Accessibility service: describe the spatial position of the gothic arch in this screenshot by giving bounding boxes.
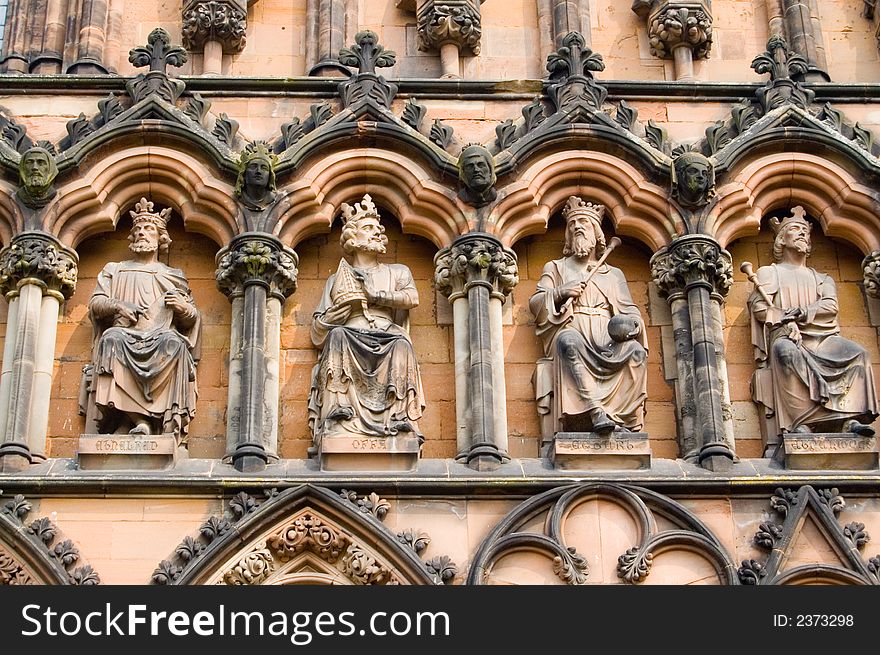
[712,152,880,255]
[276,148,464,250]
[0,494,99,585]
[167,485,438,586]
[46,146,238,249]
[468,483,738,586]
[489,150,675,251]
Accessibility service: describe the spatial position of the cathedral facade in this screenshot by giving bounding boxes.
[2,0,880,587]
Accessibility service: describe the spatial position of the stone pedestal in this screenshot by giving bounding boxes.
[319,435,421,472]
[549,432,652,470]
[77,434,177,471]
[780,433,879,471]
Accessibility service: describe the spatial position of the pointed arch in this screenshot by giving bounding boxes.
[713,152,880,254]
[489,150,675,251]
[276,148,464,250]
[46,146,239,249]
[468,482,738,586]
[174,485,436,586]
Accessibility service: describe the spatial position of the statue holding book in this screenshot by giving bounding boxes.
[307,194,425,454]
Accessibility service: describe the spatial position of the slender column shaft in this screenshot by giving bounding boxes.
[27,293,60,459]
[225,295,244,458]
[235,282,269,471]
[488,295,508,455]
[672,44,694,81]
[669,295,697,458]
[465,282,497,466]
[451,294,470,455]
[203,39,223,75]
[0,297,21,441]
[5,282,42,446]
[439,41,460,78]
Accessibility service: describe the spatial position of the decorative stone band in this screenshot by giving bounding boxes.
[434,233,519,301]
[417,0,483,55]
[182,0,248,54]
[0,232,78,301]
[650,234,733,300]
[863,250,880,299]
[646,4,712,60]
[215,233,299,301]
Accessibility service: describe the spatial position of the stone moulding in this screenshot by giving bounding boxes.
[153,485,454,586]
[738,486,880,585]
[0,493,100,585]
[467,482,738,585]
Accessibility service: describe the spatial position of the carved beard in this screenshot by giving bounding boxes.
[569,232,596,258]
[355,236,386,255]
[130,240,159,254]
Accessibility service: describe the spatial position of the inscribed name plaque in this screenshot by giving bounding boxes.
[550,432,651,470]
[77,434,177,471]
[319,435,420,472]
[781,433,879,470]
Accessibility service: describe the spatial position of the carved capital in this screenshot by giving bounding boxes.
[417,0,483,55]
[650,235,732,299]
[215,233,298,301]
[434,233,519,300]
[863,250,880,299]
[182,0,248,54]
[639,2,712,60]
[0,232,78,300]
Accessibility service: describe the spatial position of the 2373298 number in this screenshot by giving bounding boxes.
[795,615,854,627]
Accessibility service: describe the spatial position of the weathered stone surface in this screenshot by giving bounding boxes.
[77,434,177,470]
[780,433,879,470]
[550,431,652,470]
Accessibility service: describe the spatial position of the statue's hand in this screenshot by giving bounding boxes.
[115,301,141,327]
[322,303,351,326]
[781,307,805,324]
[554,280,584,305]
[164,289,190,315]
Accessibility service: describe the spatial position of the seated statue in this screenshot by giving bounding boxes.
[84,198,201,443]
[308,194,425,453]
[746,207,878,451]
[529,196,648,448]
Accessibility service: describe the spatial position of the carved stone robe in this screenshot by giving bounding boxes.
[308,261,425,446]
[530,258,648,442]
[748,262,878,436]
[89,261,201,442]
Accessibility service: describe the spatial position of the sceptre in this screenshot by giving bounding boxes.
[740,261,801,341]
[560,236,622,311]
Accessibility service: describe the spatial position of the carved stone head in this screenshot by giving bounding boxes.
[17,146,58,209]
[339,193,388,255]
[562,196,606,259]
[770,206,812,261]
[128,197,172,255]
[458,144,497,206]
[235,141,278,210]
[671,151,715,209]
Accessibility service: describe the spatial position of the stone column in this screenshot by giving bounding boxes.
[650,234,735,471]
[435,233,518,470]
[768,0,829,82]
[632,0,712,81]
[306,0,354,76]
[416,0,483,79]
[216,233,297,472]
[0,232,77,472]
[182,0,248,75]
[537,0,592,61]
[0,0,31,72]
